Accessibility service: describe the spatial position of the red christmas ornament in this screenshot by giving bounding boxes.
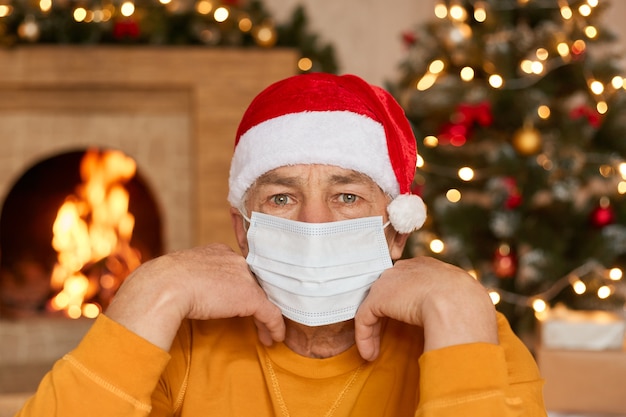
[590,204,615,227]
[502,177,522,209]
[438,101,492,146]
[113,19,141,40]
[493,244,516,278]
[570,105,602,128]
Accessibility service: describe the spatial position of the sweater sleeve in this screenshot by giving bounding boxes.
[14,314,172,417]
[416,313,547,417]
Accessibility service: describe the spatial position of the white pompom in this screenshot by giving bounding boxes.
[387,194,427,234]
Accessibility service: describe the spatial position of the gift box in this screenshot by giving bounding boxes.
[537,347,626,415]
[539,307,625,350]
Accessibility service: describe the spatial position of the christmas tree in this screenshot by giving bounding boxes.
[389,0,626,333]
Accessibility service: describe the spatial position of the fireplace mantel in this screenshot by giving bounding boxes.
[0,46,297,252]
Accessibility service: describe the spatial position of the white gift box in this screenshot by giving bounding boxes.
[539,306,625,351]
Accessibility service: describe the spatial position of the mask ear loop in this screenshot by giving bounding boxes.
[239,210,252,232]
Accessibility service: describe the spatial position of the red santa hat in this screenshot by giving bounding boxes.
[228,72,426,233]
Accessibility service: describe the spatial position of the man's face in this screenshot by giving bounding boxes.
[231,164,408,259]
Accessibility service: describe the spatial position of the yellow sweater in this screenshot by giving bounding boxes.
[17,313,546,417]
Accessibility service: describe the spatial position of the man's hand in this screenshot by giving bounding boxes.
[105,244,285,351]
[354,256,498,361]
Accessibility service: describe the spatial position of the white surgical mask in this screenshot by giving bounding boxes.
[244,211,393,326]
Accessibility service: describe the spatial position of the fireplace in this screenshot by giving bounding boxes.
[0,46,296,409]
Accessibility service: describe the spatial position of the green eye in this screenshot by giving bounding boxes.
[340,193,358,204]
[272,194,290,205]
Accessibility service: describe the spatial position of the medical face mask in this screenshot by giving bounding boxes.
[244,211,393,327]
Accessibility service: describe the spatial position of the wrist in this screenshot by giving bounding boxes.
[421,278,498,352]
[105,263,187,351]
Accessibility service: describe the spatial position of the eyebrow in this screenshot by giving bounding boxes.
[254,169,374,188]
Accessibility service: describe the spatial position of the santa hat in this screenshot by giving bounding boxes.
[228,72,426,233]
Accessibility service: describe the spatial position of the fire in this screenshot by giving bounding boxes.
[49,149,141,319]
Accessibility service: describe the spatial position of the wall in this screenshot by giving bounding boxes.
[263,0,626,87]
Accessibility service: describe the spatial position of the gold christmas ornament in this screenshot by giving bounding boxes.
[512,124,542,155]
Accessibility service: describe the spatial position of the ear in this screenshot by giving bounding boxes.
[230,207,249,255]
[388,230,410,261]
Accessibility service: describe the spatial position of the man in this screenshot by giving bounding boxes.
[17,73,546,416]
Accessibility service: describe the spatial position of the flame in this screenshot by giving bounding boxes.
[49,149,141,318]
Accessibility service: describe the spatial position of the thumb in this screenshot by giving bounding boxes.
[354,305,382,361]
[253,301,285,346]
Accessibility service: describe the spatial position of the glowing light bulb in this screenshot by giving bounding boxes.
[532,298,547,313]
[446,189,461,203]
[536,48,549,60]
[416,154,425,168]
[611,76,624,89]
[73,7,87,21]
[429,59,445,74]
[520,60,533,74]
[40,0,51,12]
[537,105,550,119]
[597,101,608,114]
[416,73,438,91]
[449,5,467,21]
[298,57,313,72]
[579,4,592,16]
[474,2,486,22]
[560,5,573,19]
[458,167,475,181]
[585,26,598,38]
[434,2,448,18]
[430,239,445,254]
[590,80,604,95]
[531,61,544,74]
[460,66,474,81]
[609,268,623,281]
[572,280,587,294]
[214,6,229,22]
[120,1,134,17]
[238,17,252,32]
[423,136,439,147]
[597,285,612,299]
[196,0,213,14]
[557,42,570,57]
[488,74,503,88]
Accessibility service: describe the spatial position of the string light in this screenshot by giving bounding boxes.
[120,1,135,17]
[434,2,448,19]
[214,6,229,22]
[488,74,504,88]
[474,2,487,22]
[429,239,445,254]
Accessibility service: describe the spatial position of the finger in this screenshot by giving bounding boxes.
[252,302,285,344]
[354,305,382,361]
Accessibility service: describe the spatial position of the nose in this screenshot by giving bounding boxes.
[296,198,335,224]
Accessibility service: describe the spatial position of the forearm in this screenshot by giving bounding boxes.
[417,314,547,417]
[15,315,171,417]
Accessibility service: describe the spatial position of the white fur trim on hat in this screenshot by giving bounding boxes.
[228,110,400,209]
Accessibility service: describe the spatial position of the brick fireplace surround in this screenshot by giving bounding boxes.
[0,47,296,414]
